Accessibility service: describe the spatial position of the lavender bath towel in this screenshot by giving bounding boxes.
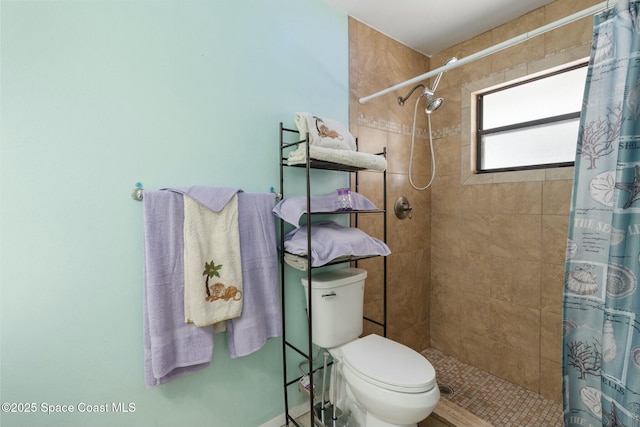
[143,190,214,388]
[284,220,390,267]
[272,191,378,228]
[227,192,281,358]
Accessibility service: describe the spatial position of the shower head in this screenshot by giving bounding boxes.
[430,56,458,93]
[399,85,444,114]
[425,95,443,114]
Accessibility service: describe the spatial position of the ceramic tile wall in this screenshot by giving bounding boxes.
[349,17,432,352]
[349,0,602,404]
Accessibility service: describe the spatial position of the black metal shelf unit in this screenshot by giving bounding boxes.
[278,122,388,426]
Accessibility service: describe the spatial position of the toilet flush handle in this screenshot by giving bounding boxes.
[322,292,337,298]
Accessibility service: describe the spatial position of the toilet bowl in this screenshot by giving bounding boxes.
[331,334,439,427]
[301,268,440,426]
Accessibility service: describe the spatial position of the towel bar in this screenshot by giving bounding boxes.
[131,183,144,201]
[131,183,281,202]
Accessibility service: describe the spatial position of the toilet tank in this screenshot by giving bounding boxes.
[301,268,367,349]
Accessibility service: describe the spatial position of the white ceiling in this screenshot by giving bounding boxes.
[323,0,556,57]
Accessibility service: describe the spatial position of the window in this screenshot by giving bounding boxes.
[476,62,588,173]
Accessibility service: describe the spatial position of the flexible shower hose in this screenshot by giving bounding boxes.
[408,93,437,191]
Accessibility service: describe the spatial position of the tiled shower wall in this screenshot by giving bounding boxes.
[348,18,433,352]
[349,0,602,404]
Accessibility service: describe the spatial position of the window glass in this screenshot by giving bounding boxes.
[480,118,580,170]
[482,66,587,129]
[477,62,587,173]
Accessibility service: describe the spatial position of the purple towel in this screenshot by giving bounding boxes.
[272,191,378,228]
[142,190,214,388]
[168,186,240,212]
[227,192,282,358]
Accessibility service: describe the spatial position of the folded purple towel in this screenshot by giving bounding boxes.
[142,190,214,387]
[272,191,378,228]
[284,220,390,267]
[227,193,282,358]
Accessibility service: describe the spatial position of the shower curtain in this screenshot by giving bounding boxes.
[563,1,640,426]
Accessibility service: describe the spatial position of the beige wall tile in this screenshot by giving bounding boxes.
[355,126,387,156]
[541,310,562,361]
[432,176,461,215]
[543,179,573,215]
[460,183,492,213]
[431,287,463,327]
[543,0,600,55]
[460,293,491,336]
[387,38,424,83]
[490,299,541,352]
[494,39,545,73]
[417,249,431,314]
[355,170,385,210]
[392,320,430,352]
[541,262,565,315]
[459,252,492,297]
[388,252,426,333]
[546,165,575,181]
[490,341,540,392]
[540,359,562,404]
[431,318,461,359]
[458,332,492,372]
[431,248,461,290]
[356,214,384,242]
[491,257,542,308]
[386,132,411,175]
[434,135,461,177]
[363,300,383,327]
[459,213,492,255]
[491,182,542,215]
[544,0,602,23]
[492,168,546,183]
[490,214,542,261]
[356,21,388,77]
[432,213,462,254]
[542,215,570,265]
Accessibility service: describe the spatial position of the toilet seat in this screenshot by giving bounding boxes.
[340,334,436,393]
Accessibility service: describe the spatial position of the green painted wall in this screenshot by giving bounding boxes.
[0,1,348,426]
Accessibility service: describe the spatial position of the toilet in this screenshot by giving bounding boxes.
[301,268,439,427]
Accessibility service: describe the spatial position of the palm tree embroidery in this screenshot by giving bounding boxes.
[202,260,223,300]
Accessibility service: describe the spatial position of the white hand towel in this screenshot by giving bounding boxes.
[183,194,243,327]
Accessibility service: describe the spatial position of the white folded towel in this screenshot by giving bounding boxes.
[183,194,243,327]
[287,144,387,171]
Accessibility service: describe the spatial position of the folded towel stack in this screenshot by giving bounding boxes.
[293,112,357,151]
[287,112,387,171]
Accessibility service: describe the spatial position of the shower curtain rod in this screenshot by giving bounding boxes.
[358,1,611,104]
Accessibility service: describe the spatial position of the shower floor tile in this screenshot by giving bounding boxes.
[421,347,563,427]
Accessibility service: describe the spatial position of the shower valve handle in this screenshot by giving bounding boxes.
[394,197,413,219]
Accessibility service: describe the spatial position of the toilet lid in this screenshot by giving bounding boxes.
[341,334,436,393]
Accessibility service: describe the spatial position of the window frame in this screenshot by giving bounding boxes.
[475,62,588,174]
